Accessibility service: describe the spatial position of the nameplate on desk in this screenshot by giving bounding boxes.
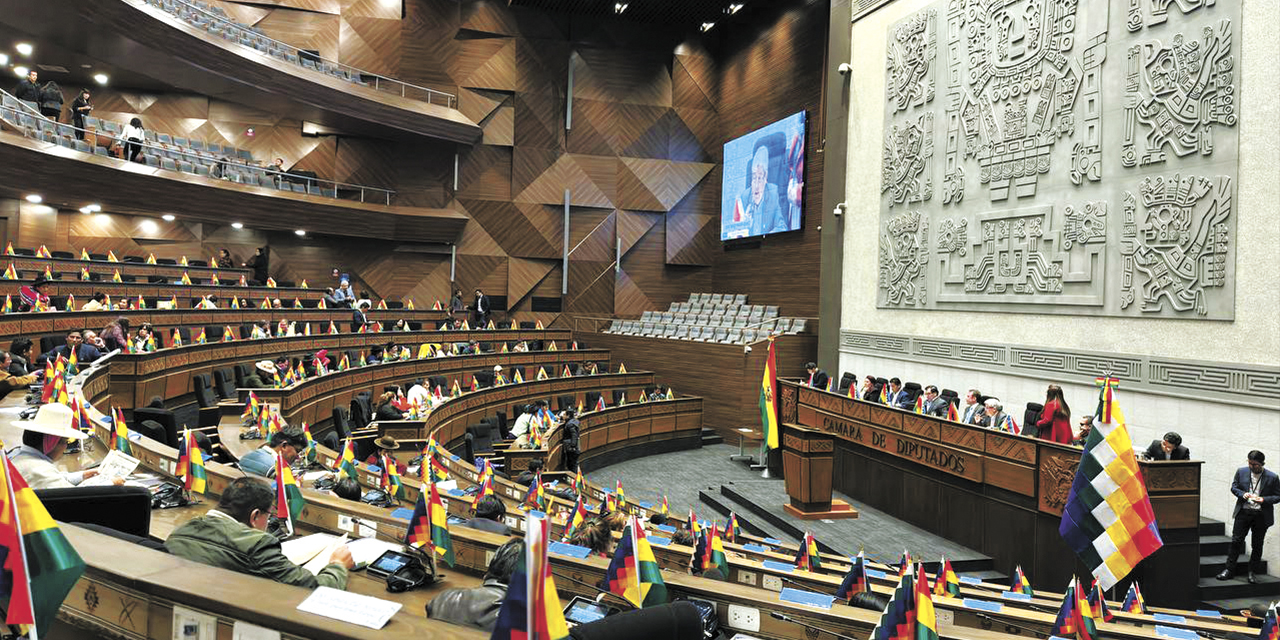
[961,599,1002,613]
[959,576,983,585]
[367,465,382,474]
[389,508,414,521]
[637,501,653,509]
[761,560,795,573]
[743,544,770,553]
[1001,591,1032,602]
[656,524,677,534]
[763,538,782,545]
[778,588,834,610]
[1153,614,1187,624]
[649,535,672,546]
[296,586,401,630]
[1154,626,1201,640]
[446,488,467,498]
[1193,610,1223,618]
[866,568,888,580]
[548,542,592,559]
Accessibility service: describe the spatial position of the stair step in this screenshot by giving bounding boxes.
[1200,555,1269,578]
[956,569,1008,582]
[1198,574,1280,600]
[1199,534,1233,556]
[697,490,792,544]
[1201,596,1277,613]
[699,428,724,446]
[1199,517,1226,537]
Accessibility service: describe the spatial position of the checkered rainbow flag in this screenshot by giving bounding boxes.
[1058,376,1163,589]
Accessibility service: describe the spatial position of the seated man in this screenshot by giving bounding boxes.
[803,362,828,389]
[426,539,523,631]
[238,428,306,478]
[1145,432,1190,460]
[459,495,512,535]
[920,385,947,417]
[515,458,544,487]
[1072,416,1094,446]
[972,398,1008,429]
[0,351,41,399]
[509,404,537,441]
[38,330,102,366]
[81,292,108,311]
[885,377,910,409]
[168,477,353,589]
[961,389,983,425]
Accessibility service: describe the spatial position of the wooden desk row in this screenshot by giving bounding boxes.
[1,277,323,301]
[777,380,1204,608]
[79,328,573,410]
[2,252,251,279]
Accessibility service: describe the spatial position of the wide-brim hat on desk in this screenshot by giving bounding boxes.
[255,360,277,375]
[12,402,88,440]
[374,435,399,450]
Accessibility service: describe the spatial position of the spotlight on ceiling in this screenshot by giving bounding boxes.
[294,229,306,237]
[140,220,158,233]
[232,222,244,229]
[87,204,101,212]
[15,43,33,57]
[13,66,29,78]
[23,194,42,204]
[79,206,92,214]
[0,54,8,67]
[614,2,628,13]
[726,3,744,14]
[162,214,176,221]
[700,22,716,32]
[93,73,109,85]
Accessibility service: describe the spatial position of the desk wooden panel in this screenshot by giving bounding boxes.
[583,330,816,438]
[780,379,1203,608]
[1,278,324,302]
[2,253,249,280]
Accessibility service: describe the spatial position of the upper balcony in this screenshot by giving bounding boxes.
[0,0,482,144]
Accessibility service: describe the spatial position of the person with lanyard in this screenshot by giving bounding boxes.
[8,403,123,489]
[1218,450,1280,583]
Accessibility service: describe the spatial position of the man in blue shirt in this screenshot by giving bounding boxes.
[238,428,306,478]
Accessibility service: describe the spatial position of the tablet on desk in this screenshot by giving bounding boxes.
[366,550,416,580]
[562,596,614,625]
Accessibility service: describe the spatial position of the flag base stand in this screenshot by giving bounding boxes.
[783,500,858,521]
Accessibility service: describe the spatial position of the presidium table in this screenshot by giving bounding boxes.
[774,379,1203,608]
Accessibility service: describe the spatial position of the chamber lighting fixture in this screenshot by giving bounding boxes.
[295,229,306,236]
[15,43,33,57]
[162,214,176,221]
[93,73,109,85]
[614,2,627,13]
[24,194,41,203]
[726,3,744,14]
[232,222,244,229]
[701,22,715,32]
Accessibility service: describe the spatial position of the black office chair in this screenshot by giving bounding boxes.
[192,374,218,409]
[475,371,494,388]
[940,388,959,401]
[38,333,66,357]
[838,372,856,393]
[1023,402,1044,437]
[349,399,370,430]
[584,391,602,409]
[37,486,153,538]
[429,375,448,392]
[558,395,575,412]
[466,423,495,457]
[212,368,236,399]
[204,326,225,342]
[903,381,923,403]
[519,321,536,329]
[50,250,74,259]
[233,363,253,388]
[569,602,704,640]
[493,411,508,434]
[331,407,352,440]
[133,410,179,448]
[611,389,626,405]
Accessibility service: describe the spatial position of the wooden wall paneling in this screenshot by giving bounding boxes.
[457,199,558,259]
[566,99,619,157]
[339,16,402,77]
[389,140,455,208]
[512,90,564,151]
[507,257,557,308]
[515,154,611,208]
[619,218,713,315]
[398,0,462,92]
[455,144,513,201]
[664,167,720,266]
[481,102,515,146]
[457,88,508,125]
[252,9,341,60]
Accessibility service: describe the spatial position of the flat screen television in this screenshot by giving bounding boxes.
[720,110,806,241]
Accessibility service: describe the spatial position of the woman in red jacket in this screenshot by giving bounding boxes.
[1037,384,1074,444]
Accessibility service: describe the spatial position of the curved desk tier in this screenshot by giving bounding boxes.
[778,380,1203,608]
[68,363,1243,640]
[0,253,249,280]
[78,329,576,415]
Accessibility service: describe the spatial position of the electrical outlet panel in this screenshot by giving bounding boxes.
[937,609,954,626]
[737,570,757,586]
[761,575,783,592]
[727,604,760,632]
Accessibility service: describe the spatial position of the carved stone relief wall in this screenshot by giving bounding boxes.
[876,0,1238,319]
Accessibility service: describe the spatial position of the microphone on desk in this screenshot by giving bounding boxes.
[768,611,859,640]
[349,516,442,591]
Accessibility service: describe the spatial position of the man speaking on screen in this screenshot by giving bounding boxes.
[735,146,785,237]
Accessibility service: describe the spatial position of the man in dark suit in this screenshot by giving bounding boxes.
[1218,451,1280,582]
[921,385,947,417]
[37,330,102,366]
[803,362,829,389]
[461,495,511,536]
[1144,432,1190,461]
[350,301,370,332]
[885,377,911,409]
[473,289,490,327]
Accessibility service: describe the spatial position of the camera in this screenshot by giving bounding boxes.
[837,62,853,76]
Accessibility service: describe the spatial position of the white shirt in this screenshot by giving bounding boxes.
[511,413,536,438]
[121,124,144,140]
[7,445,87,490]
[407,384,430,408]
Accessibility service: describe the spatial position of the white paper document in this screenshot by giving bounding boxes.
[80,449,140,486]
[296,586,402,630]
[301,534,348,575]
[280,533,337,566]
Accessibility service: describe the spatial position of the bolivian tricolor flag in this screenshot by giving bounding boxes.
[111,407,132,455]
[107,250,118,262]
[0,457,86,638]
[80,248,90,260]
[3,242,12,255]
[36,245,51,259]
[2,263,17,280]
[406,479,454,567]
[604,516,668,608]
[175,428,208,494]
[491,513,570,640]
[180,271,192,285]
[759,337,779,449]
[914,564,940,640]
[79,267,90,281]
[338,438,359,481]
[274,453,305,532]
[146,253,156,264]
[934,556,961,597]
[564,495,589,540]
[536,367,548,381]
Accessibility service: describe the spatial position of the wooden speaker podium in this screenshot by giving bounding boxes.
[781,423,858,520]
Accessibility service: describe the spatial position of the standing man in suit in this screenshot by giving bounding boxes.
[1218,451,1280,582]
[473,289,490,327]
[885,377,910,409]
[350,301,370,332]
[803,362,828,389]
[921,385,947,417]
[1144,432,1190,461]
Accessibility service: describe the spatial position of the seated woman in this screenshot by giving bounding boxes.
[8,338,34,375]
[373,391,404,422]
[7,403,122,488]
[566,518,612,558]
[426,539,524,631]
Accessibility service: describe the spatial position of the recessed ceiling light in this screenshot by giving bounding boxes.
[726,3,744,14]
[0,54,8,67]
[79,206,92,214]
[15,43,33,57]
[162,214,175,221]
[87,203,101,212]
[13,66,29,78]
[701,22,716,32]
[24,194,41,203]
[93,73,109,85]
[614,2,628,13]
[294,229,306,236]
[95,213,110,224]
[232,222,244,229]
[245,127,255,136]
[140,220,158,233]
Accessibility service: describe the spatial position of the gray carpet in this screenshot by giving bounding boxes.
[588,443,986,564]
